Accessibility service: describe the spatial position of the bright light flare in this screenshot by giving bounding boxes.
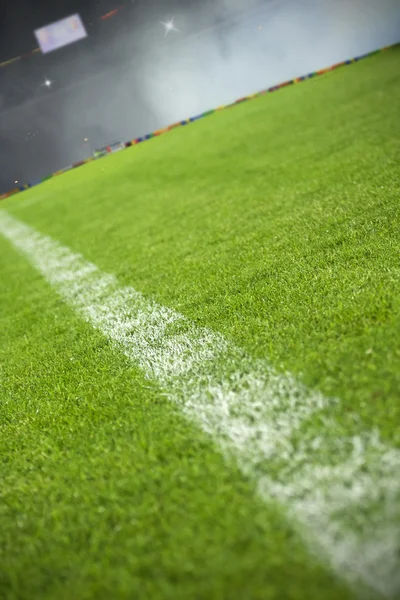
[160,17,179,36]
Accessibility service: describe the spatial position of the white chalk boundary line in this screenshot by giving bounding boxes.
[0,209,399,598]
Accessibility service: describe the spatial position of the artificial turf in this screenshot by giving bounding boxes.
[0,45,399,599]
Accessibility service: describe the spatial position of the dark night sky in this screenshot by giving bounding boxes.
[0,0,399,192]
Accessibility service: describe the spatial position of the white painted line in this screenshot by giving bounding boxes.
[0,210,399,598]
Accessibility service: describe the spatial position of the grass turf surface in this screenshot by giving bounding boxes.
[1,45,400,599]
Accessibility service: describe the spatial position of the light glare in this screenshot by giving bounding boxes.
[160,17,179,37]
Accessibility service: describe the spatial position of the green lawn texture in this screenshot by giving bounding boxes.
[1,46,399,599]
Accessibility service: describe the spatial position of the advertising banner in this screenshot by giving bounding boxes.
[34,14,87,54]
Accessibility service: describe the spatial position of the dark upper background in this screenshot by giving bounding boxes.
[0,0,399,192]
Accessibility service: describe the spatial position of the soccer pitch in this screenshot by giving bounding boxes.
[0,46,399,600]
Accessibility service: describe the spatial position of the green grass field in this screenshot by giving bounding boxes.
[1,46,400,600]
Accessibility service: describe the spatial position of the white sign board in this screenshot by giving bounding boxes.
[35,14,87,54]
